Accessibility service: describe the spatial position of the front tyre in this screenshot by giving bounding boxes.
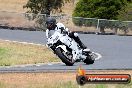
[55,47,75,66]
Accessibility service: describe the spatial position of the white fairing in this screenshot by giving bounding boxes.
[47,31,60,45]
[56,45,67,53]
[46,23,102,63]
[47,29,86,61]
[59,34,81,60]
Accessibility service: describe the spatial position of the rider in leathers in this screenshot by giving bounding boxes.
[46,17,87,50]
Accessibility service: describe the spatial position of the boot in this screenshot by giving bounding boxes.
[75,36,87,49]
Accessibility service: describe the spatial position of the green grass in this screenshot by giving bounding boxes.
[0,48,10,66]
[115,82,132,88]
[0,48,8,56]
[0,82,6,88]
[0,40,60,66]
[95,84,106,88]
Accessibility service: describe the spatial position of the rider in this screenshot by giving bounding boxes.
[45,17,87,49]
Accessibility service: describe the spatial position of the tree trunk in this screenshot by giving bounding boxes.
[113,28,118,35]
[123,28,128,36]
[100,26,105,34]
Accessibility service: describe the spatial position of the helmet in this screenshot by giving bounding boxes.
[45,17,56,30]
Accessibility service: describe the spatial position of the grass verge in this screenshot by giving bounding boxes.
[0,40,60,66]
[0,70,132,88]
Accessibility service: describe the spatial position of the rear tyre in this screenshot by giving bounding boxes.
[55,47,74,66]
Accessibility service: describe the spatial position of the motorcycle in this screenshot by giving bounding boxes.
[46,29,97,66]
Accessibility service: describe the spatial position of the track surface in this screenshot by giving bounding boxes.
[0,29,132,72]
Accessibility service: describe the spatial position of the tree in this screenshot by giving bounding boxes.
[23,0,72,31]
[73,0,127,33]
[118,1,132,21]
[23,0,71,15]
[127,0,132,2]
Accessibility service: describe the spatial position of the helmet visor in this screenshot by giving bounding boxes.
[46,23,53,29]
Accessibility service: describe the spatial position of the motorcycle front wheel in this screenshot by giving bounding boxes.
[55,47,75,66]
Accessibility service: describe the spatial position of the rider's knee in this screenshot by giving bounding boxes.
[74,32,78,37]
[69,32,78,38]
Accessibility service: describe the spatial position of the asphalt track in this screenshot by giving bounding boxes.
[0,29,132,72]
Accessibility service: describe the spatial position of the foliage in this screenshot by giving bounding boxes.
[72,0,128,33]
[72,17,84,26]
[23,0,72,31]
[73,0,127,19]
[23,0,71,15]
[72,17,97,27]
[118,2,132,21]
[106,21,129,35]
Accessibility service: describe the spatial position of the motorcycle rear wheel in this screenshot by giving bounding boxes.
[83,54,94,65]
[55,47,75,66]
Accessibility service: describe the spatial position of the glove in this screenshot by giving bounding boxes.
[47,39,53,47]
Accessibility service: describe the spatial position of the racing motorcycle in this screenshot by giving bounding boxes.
[46,29,98,66]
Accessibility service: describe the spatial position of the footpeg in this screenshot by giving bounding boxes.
[83,49,90,52]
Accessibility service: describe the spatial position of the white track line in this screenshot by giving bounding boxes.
[92,52,102,60]
[96,53,102,60]
[1,62,62,68]
[0,39,45,46]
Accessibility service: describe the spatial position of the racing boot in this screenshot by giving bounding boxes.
[68,32,87,49]
[75,36,87,49]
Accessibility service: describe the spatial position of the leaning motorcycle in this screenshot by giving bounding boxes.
[46,30,97,66]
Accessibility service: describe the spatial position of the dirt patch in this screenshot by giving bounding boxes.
[0,0,27,12]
